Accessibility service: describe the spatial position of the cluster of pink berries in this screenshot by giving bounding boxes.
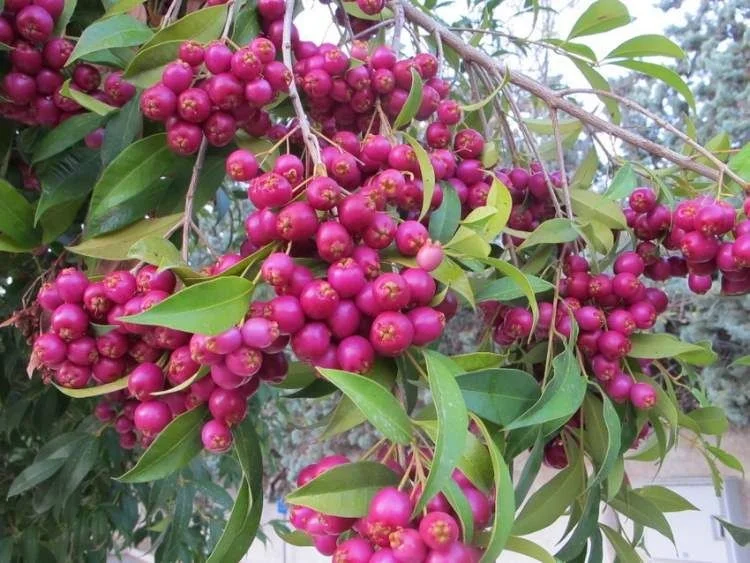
[502,164,561,240]
[625,189,750,296]
[0,0,135,128]
[139,0,297,155]
[486,252,662,409]
[331,0,386,38]
[31,263,290,453]
[289,454,488,562]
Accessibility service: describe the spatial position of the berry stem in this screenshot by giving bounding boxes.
[550,108,574,220]
[181,136,208,263]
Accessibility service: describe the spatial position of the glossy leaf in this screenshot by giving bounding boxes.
[429,182,461,244]
[141,4,228,50]
[543,39,596,61]
[127,237,198,280]
[0,179,40,247]
[53,0,76,34]
[614,59,695,109]
[637,485,697,512]
[476,274,553,303]
[318,367,410,443]
[484,176,514,238]
[60,80,117,115]
[53,375,128,398]
[7,458,66,498]
[480,257,542,325]
[393,69,423,129]
[604,34,684,60]
[513,453,584,535]
[117,407,207,483]
[286,462,399,517]
[101,94,142,165]
[122,276,255,335]
[414,351,468,514]
[403,133,436,221]
[232,2,261,44]
[514,431,544,507]
[432,256,475,307]
[207,418,263,562]
[609,488,674,543]
[505,348,586,431]
[123,40,183,88]
[443,479,475,544]
[518,218,579,250]
[446,225,491,258]
[472,415,514,562]
[570,189,627,229]
[582,393,621,487]
[67,15,153,64]
[568,0,631,39]
[457,369,540,426]
[505,536,555,563]
[32,113,107,163]
[86,134,183,236]
[570,58,621,123]
[628,333,717,365]
[604,163,638,201]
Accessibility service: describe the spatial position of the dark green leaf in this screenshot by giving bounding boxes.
[505,349,586,430]
[232,2,260,44]
[141,4,228,50]
[393,68,423,129]
[514,430,544,507]
[101,94,142,166]
[556,485,601,561]
[123,40,182,88]
[429,182,461,244]
[318,368,412,444]
[582,393,621,487]
[7,458,65,498]
[609,488,674,543]
[475,275,553,303]
[457,368,540,426]
[122,276,255,335]
[32,113,107,163]
[714,517,750,547]
[600,524,640,563]
[117,407,207,482]
[67,15,153,64]
[443,479,475,544]
[0,178,40,247]
[414,351,468,514]
[286,462,399,517]
[60,79,117,115]
[637,486,697,512]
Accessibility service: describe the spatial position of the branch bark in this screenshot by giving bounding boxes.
[399,2,746,188]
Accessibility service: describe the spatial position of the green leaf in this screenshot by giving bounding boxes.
[208,418,263,562]
[141,4,228,50]
[403,133,436,221]
[53,375,128,398]
[60,79,117,115]
[485,176,513,239]
[272,361,317,389]
[7,458,66,498]
[443,479,475,544]
[480,257,542,325]
[728,143,750,187]
[476,274,553,303]
[415,351,468,515]
[714,517,750,547]
[582,393,621,488]
[122,276,254,336]
[705,445,744,475]
[318,368,412,444]
[569,58,621,123]
[513,453,585,535]
[432,256,474,307]
[67,213,182,260]
[32,113,107,163]
[518,218,579,250]
[600,524,640,563]
[568,0,631,39]
[127,237,197,280]
[452,352,505,372]
[86,133,183,236]
[461,79,505,112]
[446,225,491,258]
[101,94,142,165]
[393,69,423,129]
[614,60,695,109]
[570,189,627,229]
[609,488,674,543]
[457,369,540,426]
[429,182,461,244]
[628,333,717,366]
[505,349,586,431]
[637,485,697,512]
[53,0,76,35]
[117,407,207,482]
[556,485,601,561]
[604,34,684,60]
[152,365,208,396]
[687,406,729,435]
[0,178,40,247]
[543,39,596,61]
[604,163,638,201]
[232,2,260,44]
[123,40,183,88]
[569,147,599,190]
[104,0,145,17]
[286,462,399,517]
[56,437,99,505]
[505,536,555,563]
[471,416,515,562]
[341,1,393,21]
[514,431,544,506]
[67,15,153,65]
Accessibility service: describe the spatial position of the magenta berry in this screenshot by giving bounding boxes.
[51,303,89,341]
[407,307,445,346]
[276,202,319,241]
[55,268,89,303]
[291,322,331,361]
[134,400,172,436]
[336,335,374,374]
[300,280,340,320]
[33,333,67,366]
[597,330,631,360]
[395,220,428,256]
[316,221,354,262]
[630,381,657,409]
[241,317,280,349]
[372,273,411,311]
[208,388,247,425]
[419,511,459,552]
[327,258,367,298]
[127,362,164,400]
[370,311,414,356]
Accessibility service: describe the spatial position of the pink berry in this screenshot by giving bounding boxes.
[134,400,172,436]
[630,381,657,409]
[370,312,414,356]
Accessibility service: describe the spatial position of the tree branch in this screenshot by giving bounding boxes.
[182,137,208,262]
[391,0,404,53]
[551,109,573,219]
[282,0,324,172]
[398,2,744,187]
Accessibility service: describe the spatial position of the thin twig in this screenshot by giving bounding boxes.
[503,86,564,217]
[398,3,738,186]
[335,0,355,42]
[182,137,208,262]
[551,109,573,219]
[433,28,444,76]
[391,0,404,53]
[557,88,747,188]
[160,0,182,28]
[476,66,519,165]
[220,0,236,38]
[351,19,393,40]
[282,0,324,172]
[467,64,489,140]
